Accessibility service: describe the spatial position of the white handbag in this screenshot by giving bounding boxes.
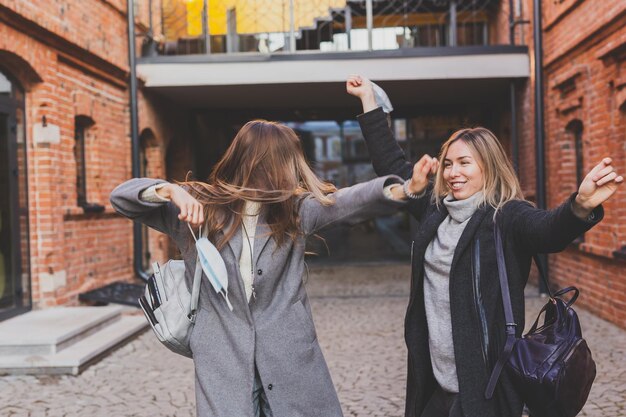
[138,225,225,358]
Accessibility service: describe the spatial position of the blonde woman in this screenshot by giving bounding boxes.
[110,119,419,417]
[347,75,622,417]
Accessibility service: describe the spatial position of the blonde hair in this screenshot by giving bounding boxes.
[432,127,524,213]
[183,120,336,249]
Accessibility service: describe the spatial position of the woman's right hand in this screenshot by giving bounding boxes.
[157,184,205,226]
[408,155,438,195]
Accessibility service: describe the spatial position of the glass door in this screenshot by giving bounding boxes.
[0,70,30,321]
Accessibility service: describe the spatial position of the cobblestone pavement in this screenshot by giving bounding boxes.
[1,264,624,416]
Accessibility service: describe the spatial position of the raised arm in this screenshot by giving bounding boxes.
[347,75,412,179]
[299,175,406,236]
[503,158,622,252]
[347,76,438,220]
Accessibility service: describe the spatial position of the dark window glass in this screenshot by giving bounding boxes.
[574,129,584,185]
[566,120,584,185]
[74,116,94,206]
[0,68,31,319]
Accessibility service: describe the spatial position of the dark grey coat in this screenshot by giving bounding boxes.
[358,108,603,417]
[110,175,404,417]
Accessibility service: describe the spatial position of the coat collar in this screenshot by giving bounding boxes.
[252,218,272,267]
[415,207,448,252]
[224,221,243,261]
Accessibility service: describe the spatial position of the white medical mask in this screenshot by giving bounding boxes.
[189,224,233,311]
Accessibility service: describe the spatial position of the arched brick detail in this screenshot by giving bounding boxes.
[0,50,43,90]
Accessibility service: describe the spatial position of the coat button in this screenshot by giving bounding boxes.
[267,384,273,390]
[257,269,263,275]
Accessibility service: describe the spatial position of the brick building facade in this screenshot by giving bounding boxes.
[0,0,189,320]
[516,0,626,328]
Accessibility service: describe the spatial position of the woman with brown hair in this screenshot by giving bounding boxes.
[110,119,417,417]
[347,75,622,417]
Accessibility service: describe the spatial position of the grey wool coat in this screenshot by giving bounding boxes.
[110,175,404,417]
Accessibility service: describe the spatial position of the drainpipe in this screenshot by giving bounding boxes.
[127,0,150,282]
[533,0,549,293]
[508,0,519,174]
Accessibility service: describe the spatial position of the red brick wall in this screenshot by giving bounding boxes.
[0,1,185,308]
[2,0,129,69]
[518,0,626,328]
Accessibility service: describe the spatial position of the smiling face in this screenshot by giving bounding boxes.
[443,139,484,200]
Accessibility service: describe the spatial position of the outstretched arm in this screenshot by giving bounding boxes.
[110,179,204,238]
[299,175,406,236]
[504,158,622,252]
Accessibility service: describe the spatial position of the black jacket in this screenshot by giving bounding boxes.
[358,108,603,417]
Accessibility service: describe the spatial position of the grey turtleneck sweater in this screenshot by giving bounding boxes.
[423,192,483,393]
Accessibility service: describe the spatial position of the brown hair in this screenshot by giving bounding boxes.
[432,127,524,212]
[183,120,337,249]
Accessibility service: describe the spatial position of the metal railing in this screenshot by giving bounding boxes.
[144,0,501,57]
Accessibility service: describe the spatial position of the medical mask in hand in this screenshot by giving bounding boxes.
[372,82,394,114]
[196,237,234,311]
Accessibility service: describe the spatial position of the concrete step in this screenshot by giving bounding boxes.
[0,306,124,356]
[0,314,148,375]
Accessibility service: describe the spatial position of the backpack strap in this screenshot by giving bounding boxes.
[485,218,556,399]
[187,224,205,322]
[484,222,518,399]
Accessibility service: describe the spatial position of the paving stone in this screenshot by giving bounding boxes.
[0,263,624,416]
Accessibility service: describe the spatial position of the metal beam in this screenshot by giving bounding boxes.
[202,0,210,54]
[449,0,457,47]
[533,0,549,293]
[127,0,150,282]
[366,0,373,50]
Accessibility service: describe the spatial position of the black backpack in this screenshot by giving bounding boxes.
[484,224,596,417]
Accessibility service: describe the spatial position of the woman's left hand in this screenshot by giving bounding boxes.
[409,154,438,195]
[573,157,623,218]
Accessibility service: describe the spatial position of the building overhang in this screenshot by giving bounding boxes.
[137,46,529,119]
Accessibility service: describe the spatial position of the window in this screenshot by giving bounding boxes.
[565,120,584,185]
[74,116,103,212]
[74,116,92,206]
[566,120,584,243]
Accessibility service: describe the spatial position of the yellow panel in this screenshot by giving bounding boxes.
[167,2,487,41]
[162,0,189,40]
[183,0,347,37]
